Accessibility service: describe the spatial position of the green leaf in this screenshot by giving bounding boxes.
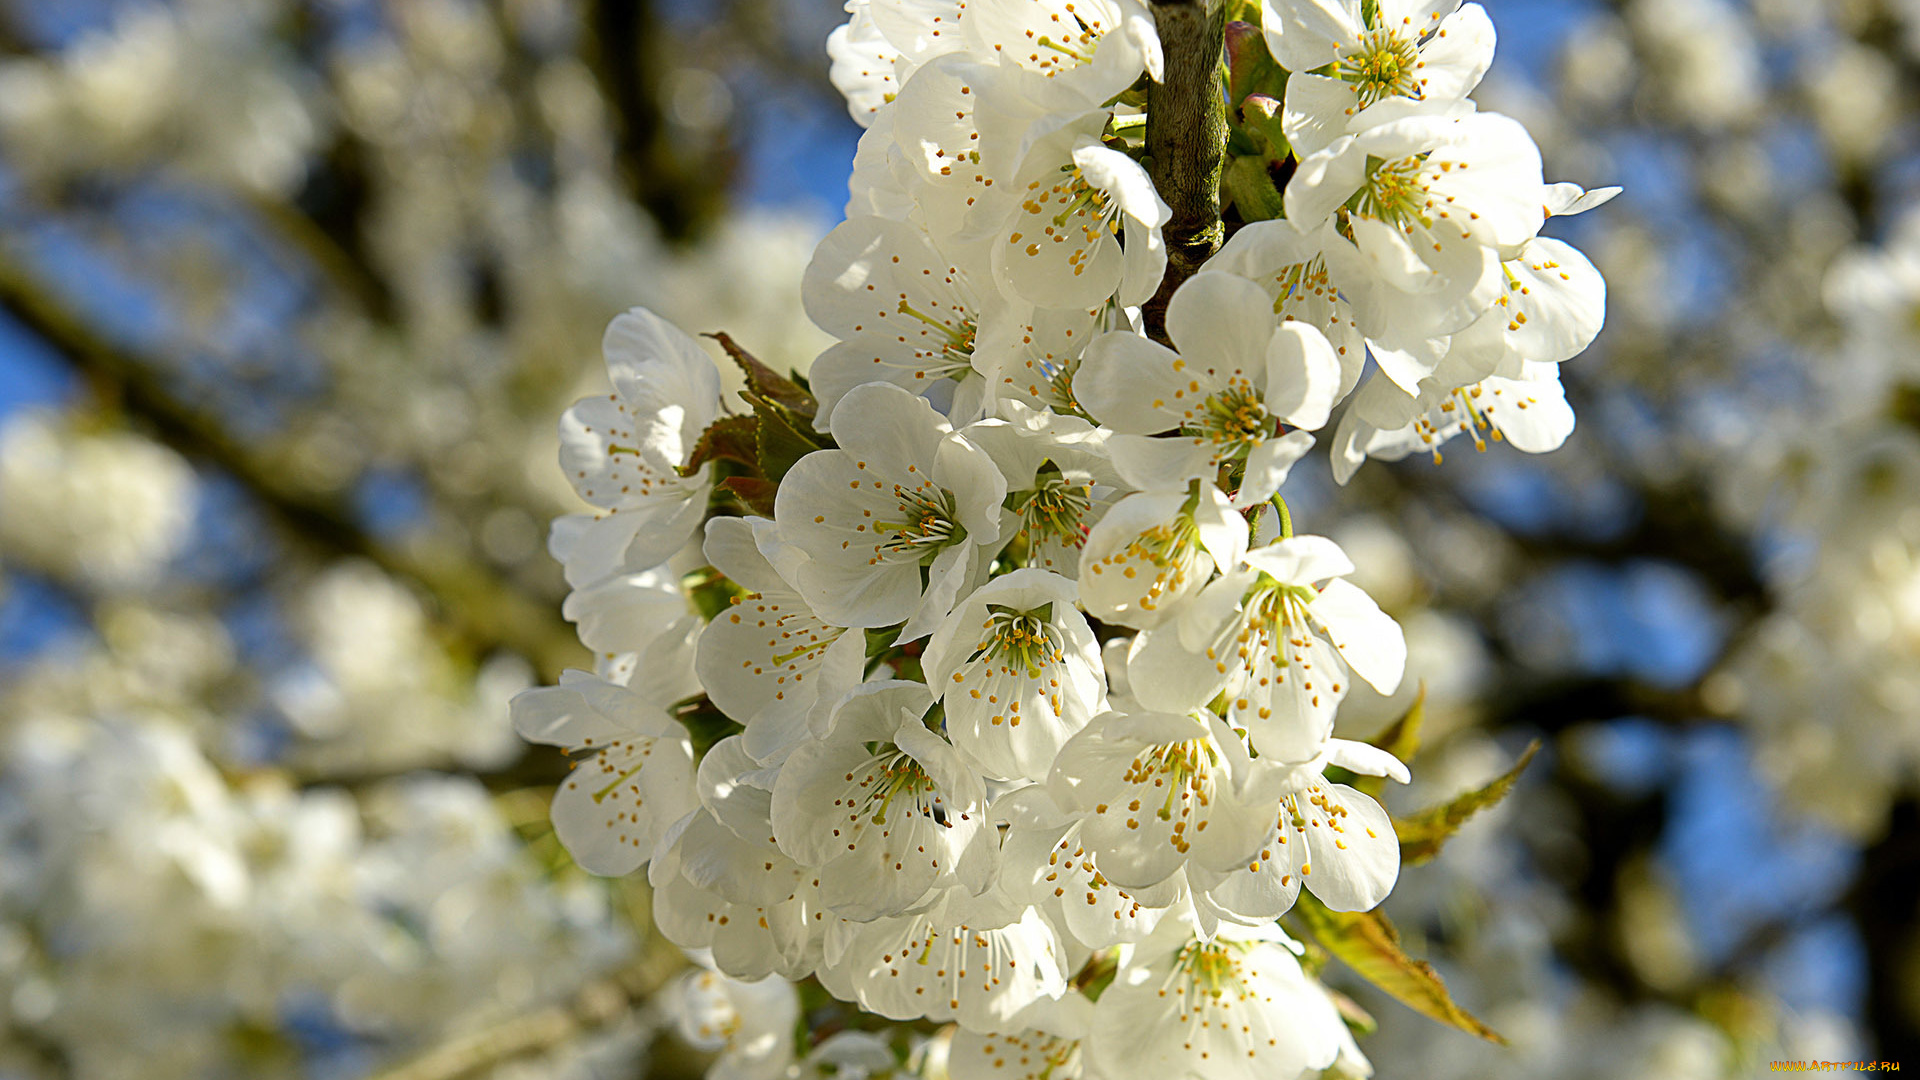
[1237,93,1291,162]
[1289,893,1506,1044]
[1354,682,1427,798]
[1223,154,1287,224]
[1225,20,1285,113]
[1327,987,1378,1038]
[747,391,832,482]
[669,693,744,761]
[682,565,748,621]
[717,475,779,516]
[1393,740,1541,866]
[707,332,816,421]
[864,624,903,660]
[1071,949,1120,1002]
[678,414,760,477]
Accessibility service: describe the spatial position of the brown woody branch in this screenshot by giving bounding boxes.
[1142,0,1228,344]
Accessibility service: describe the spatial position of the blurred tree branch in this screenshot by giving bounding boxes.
[1851,795,1920,1062]
[587,0,735,243]
[0,252,585,682]
[1482,675,1718,734]
[365,929,692,1080]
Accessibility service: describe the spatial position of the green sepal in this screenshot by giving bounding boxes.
[717,475,779,517]
[1238,93,1292,162]
[1071,948,1120,1002]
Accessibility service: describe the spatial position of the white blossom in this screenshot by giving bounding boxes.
[1267,0,1497,158]
[1087,920,1344,1080]
[0,412,198,591]
[1127,535,1406,761]
[551,308,723,588]
[1331,360,1577,483]
[770,682,987,921]
[1077,271,1342,505]
[990,112,1171,311]
[1191,738,1410,921]
[510,673,697,876]
[820,894,1069,1032]
[1079,484,1248,629]
[1047,710,1272,891]
[666,968,800,1080]
[775,383,1007,639]
[924,567,1107,782]
[698,517,867,764]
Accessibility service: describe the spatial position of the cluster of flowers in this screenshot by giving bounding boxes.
[0,712,636,1080]
[516,1,1612,1076]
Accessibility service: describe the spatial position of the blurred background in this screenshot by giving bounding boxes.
[0,0,1915,1077]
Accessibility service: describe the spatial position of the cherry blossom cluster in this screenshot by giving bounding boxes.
[515,1,1613,1076]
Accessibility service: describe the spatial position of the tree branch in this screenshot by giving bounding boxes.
[1850,795,1920,1063]
[0,253,586,683]
[1142,0,1227,344]
[586,0,734,244]
[365,938,690,1080]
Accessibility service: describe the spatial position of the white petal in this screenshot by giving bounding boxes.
[1241,535,1355,586]
[1502,236,1607,365]
[1301,783,1399,912]
[1076,330,1189,434]
[1116,211,1169,309]
[1545,182,1622,217]
[1264,321,1343,430]
[1283,134,1367,229]
[1125,618,1231,714]
[551,734,694,876]
[1189,483,1250,575]
[1415,3,1495,103]
[934,431,1009,543]
[1308,577,1406,693]
[702,516,786,595]
[1075,140,1171,229]
[1166,272,1275,381]
[1280,71,1359,160]
[602,308,723,440]
[1107,433,1219,492]
[1324,738,1411,784]
[1483,371,1575,453]
[1261,0,1362,73]
[1233,429,1315,507]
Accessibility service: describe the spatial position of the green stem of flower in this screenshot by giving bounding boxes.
[1270,493,1294,540]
